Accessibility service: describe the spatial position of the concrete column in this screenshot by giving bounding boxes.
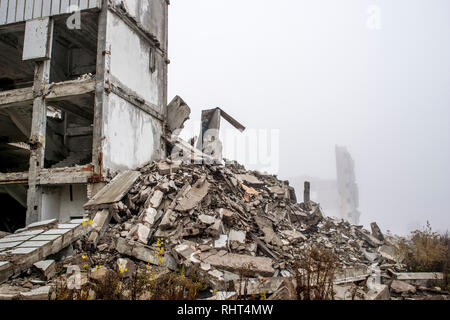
[26,20,54,224]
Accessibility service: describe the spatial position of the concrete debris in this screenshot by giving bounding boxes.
[166,95,191,135]
[197,252,274,277]
[175,176,210,211]
[228,230,246,244]
[378,244,403,263]
[1,157,448,300]
[391,280,417,294]
[33,260,56,280]
[370,222,385,242]
[89,267,111,283]
[365,284,390,300]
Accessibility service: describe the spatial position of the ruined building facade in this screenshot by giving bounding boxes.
[335,145,360,225]
[0,0,169,231]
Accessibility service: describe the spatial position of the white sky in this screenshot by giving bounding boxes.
[168,0,450,235]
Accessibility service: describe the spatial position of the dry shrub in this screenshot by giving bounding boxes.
[54,267,205,300]
[294,246,340,300]
[398,222,448,273]
[147,267,205,300]
[236,263,253,300]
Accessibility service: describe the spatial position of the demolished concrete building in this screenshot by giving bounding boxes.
[0,2,447,301]
[290,145,361,225]
[0,0,169,231]
[335,145,361,225]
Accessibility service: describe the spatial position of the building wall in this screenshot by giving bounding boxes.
[110,0,167,51]
[0,0,101,26]
[101,3,167,172]
[41,184,88,222]
[102,92,162,171]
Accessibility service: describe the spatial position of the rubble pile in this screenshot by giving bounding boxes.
[0,158,448,300]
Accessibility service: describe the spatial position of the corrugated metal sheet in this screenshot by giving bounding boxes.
[0,0,101,26]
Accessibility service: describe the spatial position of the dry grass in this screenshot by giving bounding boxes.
[294,246,340,300]
[398,222,448,272]
[54,266,206,300]
[397,222,449,290]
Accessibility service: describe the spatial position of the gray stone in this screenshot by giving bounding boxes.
[132,224,150,244]
[391,280,417,294]
[198,252,274,276]
[20,286,52,300]
[214,235,228,249]
[365,284,390,300]
[116,258,136,278]
[198,214,216,225]
[149,190,164,209]
[33,260,56,279]
[142,208,158,226]
[90,268,111,282]
[228,230,246,244]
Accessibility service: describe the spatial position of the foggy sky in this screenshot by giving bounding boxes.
[167,0,450,235]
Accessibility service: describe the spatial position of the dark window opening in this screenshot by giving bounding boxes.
[0,185,27,233]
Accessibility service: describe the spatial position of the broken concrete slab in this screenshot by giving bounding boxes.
[198,214,216,225]
[132,224,150,244]
[84,170,141,208]
[254,216,282,247]
[33,260,56,279]
[148,190,164,209]
[175,177,210,211]
[356,229,383,247]
[228,229,246,244]
[88,209,112,246]
[115,237,177,270]
[198,252,274,276]
[334,266,369,284]
[0,261,13,284]
[90,268,111,283]
[167,95,191,134]
[0,235,34,243]
[365,284,390,300]
[389,272,444,287]
[0,284,22,300]
[0,221,83,283]
[16,219,57,233]
[20,286,51,300]
[236,174,264,186]
[116,258,136,278]
[378,244,403,263]
[391,280,417,294]
[214,235,228,249]
[334,284,364,300]
[141,208,158,226]
[157,160,182,175]
[174,242,201,265]
[280,229,306,243]
[370,222,385,242]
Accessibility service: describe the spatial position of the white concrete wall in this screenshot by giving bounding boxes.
[41,184,88,223]
[59,184,88,222]
[111,0,167,51]
[102,92,161,172]
[106,10,162,109]
[41,187,60,221]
